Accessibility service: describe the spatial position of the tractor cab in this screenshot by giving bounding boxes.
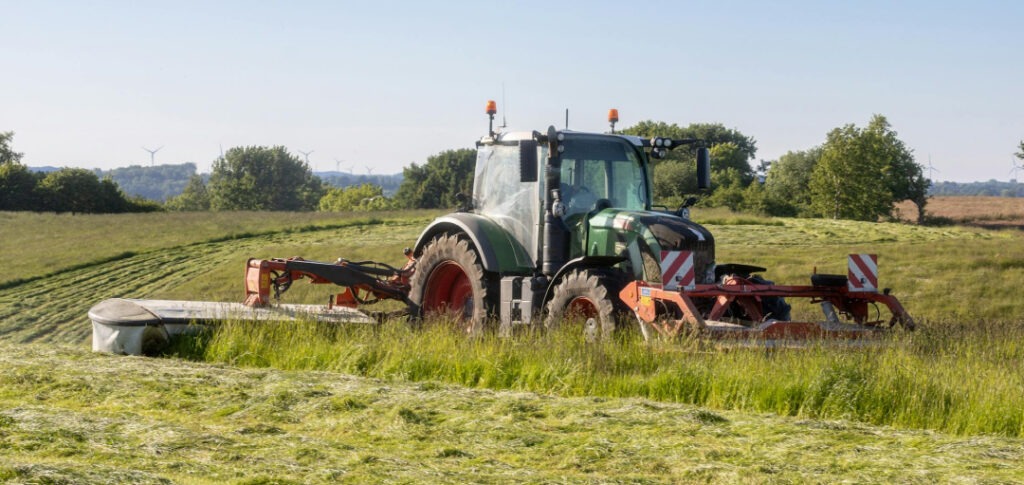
[409,101,717,333]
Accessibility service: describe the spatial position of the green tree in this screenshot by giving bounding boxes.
[0,131,38,210]
[0,131,23,165]
[165,174,211,211]
[1016,140,1024,161]
[884,150,929,223]
[623,121,757,166]
[650,160,695,208]
[37,168,110,214]
[739,180,771,214]
[764,147,822,216]
[393,148,476,209]
[208,146,323,211]
[319,183,392,212]
[621,121,757,205]
[705,167,747,211]
[809,115,922,221]
[622,121,756,175]
[0,162,42,210]
[709,142,754,186]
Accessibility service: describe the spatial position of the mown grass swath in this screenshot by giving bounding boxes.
[3,209,1024,439]
[5,342,1019,483]
[177,314,1024,438]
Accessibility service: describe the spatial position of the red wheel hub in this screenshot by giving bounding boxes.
[422,261,474,319]
[566,296,598,319]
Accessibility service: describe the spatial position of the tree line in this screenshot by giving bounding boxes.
[95,163,197,202]
[930,181,1024,197]
[5,121,1017,222]
[158,146,476,212]
[0,132,160,213]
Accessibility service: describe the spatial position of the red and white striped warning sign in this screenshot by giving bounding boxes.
[847,254,878,292]
[661,250,695,290]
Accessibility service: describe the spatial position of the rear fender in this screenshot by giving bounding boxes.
[413,213,534,274]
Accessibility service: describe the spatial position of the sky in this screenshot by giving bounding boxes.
[1,0,1021,182]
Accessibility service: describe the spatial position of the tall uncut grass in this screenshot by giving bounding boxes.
[176,317,1024,438]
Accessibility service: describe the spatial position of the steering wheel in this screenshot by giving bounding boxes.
[569,186,598,212]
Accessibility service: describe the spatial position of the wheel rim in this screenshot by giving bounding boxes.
[422,261,474,320]
[565,296,599,320]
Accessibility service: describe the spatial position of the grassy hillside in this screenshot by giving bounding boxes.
[2,209,1020,345]
[0,216,428,343]
[1,209,1023,480]
[0,210,441,287]
[2,342,1022,484]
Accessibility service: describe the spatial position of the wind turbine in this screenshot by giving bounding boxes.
[298,149,314,168]
[1010,156,1024,182]
[365,165,374,176]
[926,155,940,180]
[333,158,345,173]
[142,146,163,166]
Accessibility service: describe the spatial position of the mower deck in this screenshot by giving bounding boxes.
[89,298,374,355]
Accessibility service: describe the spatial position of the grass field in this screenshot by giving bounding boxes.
[0,209,441,287]
[3,343,1021,484]
[1,201,1023,482]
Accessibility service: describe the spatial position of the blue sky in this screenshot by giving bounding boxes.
[1,1,1021,182]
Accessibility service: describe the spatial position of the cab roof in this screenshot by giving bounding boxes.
[480,130,645,147]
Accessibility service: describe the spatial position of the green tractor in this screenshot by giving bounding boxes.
[407,102,719,337]
[87,103,913,356]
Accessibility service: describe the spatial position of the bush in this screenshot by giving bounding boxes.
[319,183,392,212]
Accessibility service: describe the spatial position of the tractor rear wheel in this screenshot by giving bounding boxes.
[544,269,626,340]
[408,234,493,335]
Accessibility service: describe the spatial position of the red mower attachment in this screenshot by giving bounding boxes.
[619,254,915,340]
[244,251,416,309]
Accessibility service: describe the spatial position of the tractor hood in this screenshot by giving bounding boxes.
[588,209,714,250]
[586,209,716,285]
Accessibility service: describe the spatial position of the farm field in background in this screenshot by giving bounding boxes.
[896,195,1024,228]
[1,206,1023,482]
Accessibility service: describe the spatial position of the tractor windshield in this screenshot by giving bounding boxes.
[559,136,648,217]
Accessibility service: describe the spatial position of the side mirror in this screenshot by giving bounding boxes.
[696,147,711,190]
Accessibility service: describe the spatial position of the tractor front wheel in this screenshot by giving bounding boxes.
[544,269,626,340]
[408,234,493,335]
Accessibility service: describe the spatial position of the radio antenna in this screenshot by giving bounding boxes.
[500,83,507,129]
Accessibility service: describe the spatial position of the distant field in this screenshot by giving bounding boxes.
[896,195,1024,228]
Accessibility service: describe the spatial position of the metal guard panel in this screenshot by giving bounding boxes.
[413,213,534,274]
